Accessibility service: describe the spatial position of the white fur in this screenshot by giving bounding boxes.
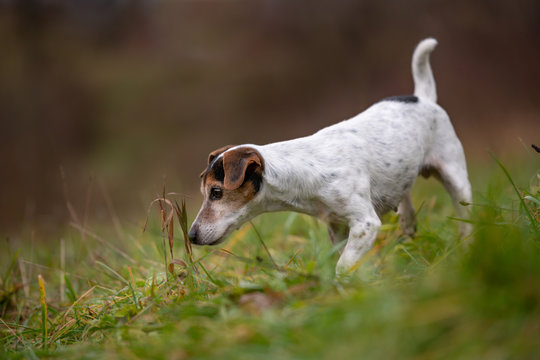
[413,37,438,102]
[190,38,472,275]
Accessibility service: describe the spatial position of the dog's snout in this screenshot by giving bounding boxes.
[188,227,199,244]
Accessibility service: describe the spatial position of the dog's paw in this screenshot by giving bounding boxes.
[399,216,417,237]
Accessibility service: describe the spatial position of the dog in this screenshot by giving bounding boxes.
[188,38,472,275]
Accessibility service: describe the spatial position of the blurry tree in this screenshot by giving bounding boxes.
[0,0,539,235]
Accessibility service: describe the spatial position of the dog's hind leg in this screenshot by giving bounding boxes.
[423,153,472,238]
[439,163,472,238]
[397,193,417,237]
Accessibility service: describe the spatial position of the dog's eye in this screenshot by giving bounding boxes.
[209,187,223,201]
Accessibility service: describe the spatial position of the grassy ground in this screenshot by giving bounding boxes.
[1,155,539,359]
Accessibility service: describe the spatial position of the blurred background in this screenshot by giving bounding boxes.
[1,0,539,237]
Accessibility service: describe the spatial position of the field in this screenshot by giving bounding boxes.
[1,154,539,359]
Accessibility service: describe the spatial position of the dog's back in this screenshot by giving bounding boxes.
[260,38,457,217]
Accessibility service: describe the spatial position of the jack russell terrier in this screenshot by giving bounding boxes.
[188,38,472,275]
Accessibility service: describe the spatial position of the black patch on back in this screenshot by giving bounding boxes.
[380,95,418,104]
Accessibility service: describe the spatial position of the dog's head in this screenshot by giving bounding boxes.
[188,145,265,245]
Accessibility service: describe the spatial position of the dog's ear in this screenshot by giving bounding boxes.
[222,147,264,190]
[200,145,235,178]
[208,145,235,165]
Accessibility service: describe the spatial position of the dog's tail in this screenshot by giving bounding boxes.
[412,38,438,103]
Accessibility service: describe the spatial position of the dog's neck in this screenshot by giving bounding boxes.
[251,141,330,217]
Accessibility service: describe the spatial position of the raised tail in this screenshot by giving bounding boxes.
[412,38,438,103]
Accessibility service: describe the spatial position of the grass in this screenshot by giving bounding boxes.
[1,155,539,359]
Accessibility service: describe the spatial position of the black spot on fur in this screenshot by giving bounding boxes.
[380,95,418,104]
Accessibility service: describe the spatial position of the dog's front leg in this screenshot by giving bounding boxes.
[335,210,381,276]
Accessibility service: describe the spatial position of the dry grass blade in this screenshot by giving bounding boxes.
[173,200,193,263]
[168,215,174,260]
[160,207,169,280]
[218,248,235,257]
[170,258,188,267]
[142,197,176,232]
[143,186,187,280]
[62,286,96,322]
[168,258,188,275]
[48,318,76,346]
[285,248,303,268]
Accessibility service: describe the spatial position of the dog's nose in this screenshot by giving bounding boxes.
[188,227,198,244]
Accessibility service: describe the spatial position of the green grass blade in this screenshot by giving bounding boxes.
[63,274,77,303]
[489,151,540,237]
[95,261,128,285]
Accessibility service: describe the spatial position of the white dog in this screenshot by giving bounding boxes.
[189,38,472,274]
